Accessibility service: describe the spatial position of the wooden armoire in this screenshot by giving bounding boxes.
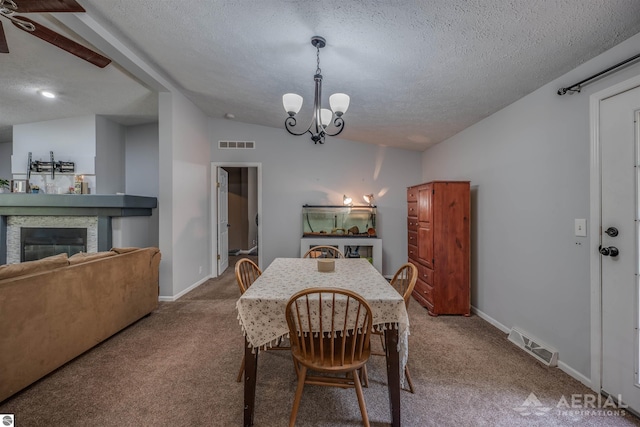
[407,181,470,316]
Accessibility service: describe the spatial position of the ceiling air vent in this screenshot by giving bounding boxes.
[218,141,255,149]
[507,327,558,367]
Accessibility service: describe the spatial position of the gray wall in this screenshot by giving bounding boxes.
[209,119,422,277]
[421,31,640,381]
[96,116,125,195]
[0,141,11,183]
[125,122,160,197]
[158,91,211,299]
[112,122,161,249]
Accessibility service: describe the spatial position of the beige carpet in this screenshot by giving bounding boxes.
[1,256,639,427]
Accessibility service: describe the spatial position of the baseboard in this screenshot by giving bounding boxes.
[470,305,510,334]
[558,361,592,389]
[158,275,211,302]
[471,305,593,388]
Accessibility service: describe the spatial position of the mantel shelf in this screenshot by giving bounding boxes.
[0,194,157,217]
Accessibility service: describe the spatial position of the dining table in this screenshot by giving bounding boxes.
[236,257,410,427]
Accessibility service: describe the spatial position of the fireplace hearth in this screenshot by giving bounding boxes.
[21,228,87,262]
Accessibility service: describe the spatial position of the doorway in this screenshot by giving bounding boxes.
[211,162,262,277]
[590,76,640,413]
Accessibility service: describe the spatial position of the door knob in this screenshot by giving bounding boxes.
[599,246,619,257]
[605,227,619,237]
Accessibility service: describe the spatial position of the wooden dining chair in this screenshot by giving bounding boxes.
[286,288,373,427]
[302,245,345,259]
[235,258,290,382]
[371,262,418,393]
[235,258,262,295]
[235,258,262,382]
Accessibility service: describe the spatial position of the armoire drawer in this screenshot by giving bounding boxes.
[407,201,418,218]
[414,279,434,305]
[407,187,418,202]
[408,244,418,261]
[418,264,433,286]
[408,231,417,247]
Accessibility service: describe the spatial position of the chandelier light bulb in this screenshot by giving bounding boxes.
[329,93,350,116]
[283,93,303,116]
[320,109,333,127]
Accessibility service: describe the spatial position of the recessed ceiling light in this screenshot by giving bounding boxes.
[39,90,56,99]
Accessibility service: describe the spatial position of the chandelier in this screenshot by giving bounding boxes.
[283,36,350,144]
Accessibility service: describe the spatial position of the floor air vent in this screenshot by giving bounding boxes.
[507,327,558,367]
[219,141,255,149]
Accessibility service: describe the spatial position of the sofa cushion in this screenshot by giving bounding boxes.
[0,253,69,280]
[68,251,117,265]
[110,247,140,254]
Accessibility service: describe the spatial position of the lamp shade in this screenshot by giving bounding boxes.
[329,93,350,115]
[320,108,333,127]
[283,93,303,115]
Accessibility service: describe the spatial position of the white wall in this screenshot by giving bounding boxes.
[158,91,211,299]
[209,119,422,276]
[12,116,96,175]
[421,31,640,381]
[12,115,129,195]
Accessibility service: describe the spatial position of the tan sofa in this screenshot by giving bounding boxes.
[0,247,161,402]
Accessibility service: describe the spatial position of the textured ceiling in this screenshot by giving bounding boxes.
[2,1,640,151]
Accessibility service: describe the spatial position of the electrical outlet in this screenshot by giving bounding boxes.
[574,219,587,237]
[199,266,203,274]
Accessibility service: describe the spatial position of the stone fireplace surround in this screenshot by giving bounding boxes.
[0,194,157,265]
[6,216,98,264]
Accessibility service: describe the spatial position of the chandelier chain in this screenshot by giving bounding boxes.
[316,45,321,75]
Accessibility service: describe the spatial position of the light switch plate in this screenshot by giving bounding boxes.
[575,219,587,237]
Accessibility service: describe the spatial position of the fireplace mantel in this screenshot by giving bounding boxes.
[0,194,157,264]
[0,194,157,216]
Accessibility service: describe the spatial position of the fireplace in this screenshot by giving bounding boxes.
[21,227,87,262]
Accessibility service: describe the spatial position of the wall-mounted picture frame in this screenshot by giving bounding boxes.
[11,179,29,193]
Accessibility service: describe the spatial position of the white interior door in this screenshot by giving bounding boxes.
[600,85,640,411]
[217,167,229,274]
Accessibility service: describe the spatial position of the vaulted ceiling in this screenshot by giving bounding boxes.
[2,0,640,151]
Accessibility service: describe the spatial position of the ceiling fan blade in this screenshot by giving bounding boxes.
[0,21,9,53]
[13,17,111,68]
[13,0,85,13]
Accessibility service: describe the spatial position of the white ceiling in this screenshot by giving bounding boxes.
[2,1,640,151]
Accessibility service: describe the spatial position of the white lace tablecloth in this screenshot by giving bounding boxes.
[236,258,410,374]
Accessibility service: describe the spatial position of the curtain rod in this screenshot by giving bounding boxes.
[557,52,640,95]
